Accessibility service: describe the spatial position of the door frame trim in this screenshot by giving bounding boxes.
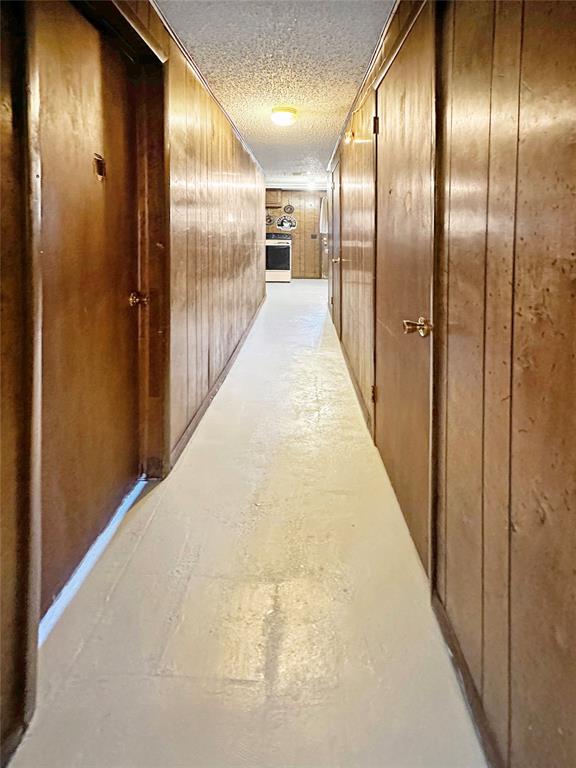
[71,0,171,478]
[427,0,439,592]
[134,54,170,479]
[430,0,445,601]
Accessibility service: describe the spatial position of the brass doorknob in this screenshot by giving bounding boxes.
[129,291,149,307]
[403,316,433,337]
[332,258,340,263]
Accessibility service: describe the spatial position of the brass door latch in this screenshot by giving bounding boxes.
[402,316,433,337]
[128,291,149,307]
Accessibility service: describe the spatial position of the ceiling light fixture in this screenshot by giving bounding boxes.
[271,106,297,126]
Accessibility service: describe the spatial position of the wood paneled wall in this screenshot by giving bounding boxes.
[330,2,576,767]
[266,189,323,278]
[510,5,575,764]
[330,1,424,431]
[436,3,576,766]
[168,42,265,458]
[339,98,376,430]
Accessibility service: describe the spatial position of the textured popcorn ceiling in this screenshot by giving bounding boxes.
[157,0,395,188]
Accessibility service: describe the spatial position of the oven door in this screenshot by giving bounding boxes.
[265,242,291,282]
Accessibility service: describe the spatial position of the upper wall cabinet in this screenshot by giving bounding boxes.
[265,188,282,208]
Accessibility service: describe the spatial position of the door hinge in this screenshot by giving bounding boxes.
[373,115,380,135]
[371,384,377,403]
[330,295,334,305]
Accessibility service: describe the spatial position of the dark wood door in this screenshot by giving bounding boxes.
[331,162,342,336]
[35,1,141,612]
[374,3,434,572]
[1,3,37,759]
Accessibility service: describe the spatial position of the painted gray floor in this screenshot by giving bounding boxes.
[12,281,486,768]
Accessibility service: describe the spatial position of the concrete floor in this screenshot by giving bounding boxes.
[12,281,487,768]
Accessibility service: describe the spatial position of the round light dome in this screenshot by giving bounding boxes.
[271,106,297,126]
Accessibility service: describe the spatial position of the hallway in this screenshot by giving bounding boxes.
[12,282,485,768]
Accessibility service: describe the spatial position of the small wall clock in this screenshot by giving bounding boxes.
[283,204,295,214]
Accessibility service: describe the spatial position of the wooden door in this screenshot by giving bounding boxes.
[1,3,37,760]
[331,162,342,336]
[34,1,141,613]
[374,3,434,572]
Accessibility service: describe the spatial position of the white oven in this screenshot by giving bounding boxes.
[265,235,292,282]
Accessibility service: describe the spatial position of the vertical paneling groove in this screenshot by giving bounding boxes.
[444,0,495,692]
[208,111,218,384]
[506,9,525,762]
[433,0,455,605]
[184,66,193,420]
[168,43,188,447]
[199,87,210,401]
[190,70,202,417]
[480,8,498,695]
[482,2,523,760]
